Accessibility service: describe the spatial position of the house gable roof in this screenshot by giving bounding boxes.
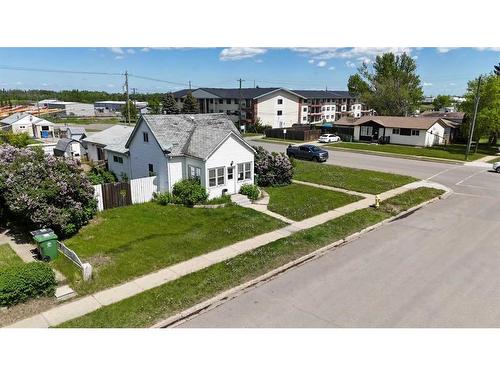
[126,114,253,160]
[335,116,448,130]
[83,125,134,154]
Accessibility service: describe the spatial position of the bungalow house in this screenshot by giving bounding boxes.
[83,125,134,180]
[125,114,255,198]
[54,126,87,157]
[0,112,55,138]
[334,116,452,147]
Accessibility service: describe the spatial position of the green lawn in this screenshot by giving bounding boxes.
[488,157,500,164]
[293,160,417,194]
[327,142,497,161]
[53,203,286,295]
[241,132,263,138]
[0,243,23,269]
[58,187,444,328]
[42,116,122,125]
[265,183,361,221]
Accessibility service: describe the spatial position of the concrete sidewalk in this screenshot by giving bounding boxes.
[6,180,450,328]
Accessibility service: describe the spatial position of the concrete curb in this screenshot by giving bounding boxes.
[327,146,464,165]
[152,189,451,328]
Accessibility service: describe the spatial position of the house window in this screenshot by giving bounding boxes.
[226,99,231,105]
[208,167,225,187]
[277,110,283,116]
[360,126,373,136]
[219,110,224,113]
[227,167,234,180]
[188,165,201,180]
[219,99,223,104]
[400,128,412,136]
[143,132,149,142]
[392,128,400,135]
[148,163,155,176]
[113,155,123,164]
[411,129,420,136]
[234,99,239,104]
[237,162,251,181]
[209,99,214,104]
[277,98,283,105]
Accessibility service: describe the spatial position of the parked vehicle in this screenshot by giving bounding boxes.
[493,161,500,173]
[286,144,329,162]
[318,133,340,143]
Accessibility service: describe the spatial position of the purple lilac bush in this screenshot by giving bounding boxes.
[253,146,294,187]
[0,145,97,237]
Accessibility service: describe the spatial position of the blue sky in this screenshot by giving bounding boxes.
[0,47,498,96]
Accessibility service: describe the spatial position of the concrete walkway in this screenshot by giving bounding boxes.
[7,180,450,328]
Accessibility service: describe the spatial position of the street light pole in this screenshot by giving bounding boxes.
[465,75,482,161]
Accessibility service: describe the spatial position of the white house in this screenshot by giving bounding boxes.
[125,114,255,199]
[82,125,134,180]
[0,112,55,138]
[335,116,451,147]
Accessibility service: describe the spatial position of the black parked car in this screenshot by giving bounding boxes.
[286,144,329,162]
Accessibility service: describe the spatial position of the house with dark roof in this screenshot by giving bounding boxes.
[334,116,454,146]
[125,114,255,198]
[172,87,367,128]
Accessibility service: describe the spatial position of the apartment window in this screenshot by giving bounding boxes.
[360,126,373,137]
[226,99,231,105]
[219,99,223,104]
[208,167,225,187]
[392,128,400,135]
[326,115,330,119]
[148,163,155,176]
[227,167,234,180]
[143,132,149,142]
[188,165,201,180]
[113,155,123,164]
[303,107,307,112]
[277,98,283,105]
[277,110,283,116]
[411,129,420,136]
[237,162,251,181]
[302,117,307,121]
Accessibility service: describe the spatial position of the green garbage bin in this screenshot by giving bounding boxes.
[33,232,59,261]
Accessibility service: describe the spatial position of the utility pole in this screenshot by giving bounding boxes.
[125,70,131,126]
[465,75,482,160]
[189,81,192,91]
[238,78,245,131]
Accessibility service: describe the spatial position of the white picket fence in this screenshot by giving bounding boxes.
[58,242,93,281]
[93,176,158,211]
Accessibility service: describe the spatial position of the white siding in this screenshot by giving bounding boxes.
[107,151,131,180]
[205,135,254,198]
[424,123,445,146]
[256,90,300,129]
[85,142,101,161]
[167,157,184,190]
[127,119,169,191]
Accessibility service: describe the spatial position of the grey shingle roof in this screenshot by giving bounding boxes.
[136,114,252,160]
[54,138,73,152]
[0,112,31,125]
[83,125,134,154]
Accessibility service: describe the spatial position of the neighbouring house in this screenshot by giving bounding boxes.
[54,126,87,157]
[172,87,369,128]
[125,114,255,198]
[0,112,55,138]
[334,116,453,146]
[83,125,134,180]
[53,138,83,159]
[419,111,465,143]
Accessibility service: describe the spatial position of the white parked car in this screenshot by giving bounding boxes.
[493,161,500,173]
[318,134,341,143]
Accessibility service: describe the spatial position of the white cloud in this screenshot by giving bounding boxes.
[219,47,267,61]
[109,47,124,54]
[475,47,500,52]
[41,83,49,87]
[317,60,327,67]
[346,61,356,68]
[328,66,335,70]
[308,59,315,64]
[292,47,413,60]
[356,56,372,65]
[141,48,150,52]
[423,82,433,86]
[449,83,456,86]
[254,59,263,63]
[115,55,124,60]
[126,48,135,54]
[436,47,456,53]
[15,81,22,85]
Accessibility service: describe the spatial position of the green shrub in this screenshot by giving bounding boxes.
[204,194,231,205]
[172,179,208,206]
[0,262,57,306]
[153,191,173,206]
[239,184,260,201]
[86,165,117,185]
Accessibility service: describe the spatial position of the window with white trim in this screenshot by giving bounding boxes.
[113,155,123,164]
[360,126,373,136]
[277,98,283,105]
[188,165,201,180]
[227,167,234,180]
[237,162,251,181]
[392,128,400,135]
[411,129,420,136]
[208,167,225,187]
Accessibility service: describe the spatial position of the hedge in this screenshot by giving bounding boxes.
[0,262,57,306]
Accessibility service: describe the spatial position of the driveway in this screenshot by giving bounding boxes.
[179,144,500,327]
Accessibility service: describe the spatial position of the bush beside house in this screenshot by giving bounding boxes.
[171,179,209,206]
[0,144,97,237]
[239,184,260,200]
[254,146,294,187]
[0,262,57,306]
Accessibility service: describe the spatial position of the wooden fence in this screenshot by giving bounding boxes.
[93,176,158,211]
[265,127,322,141]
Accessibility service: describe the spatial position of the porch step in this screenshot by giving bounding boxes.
[231,194,252,207]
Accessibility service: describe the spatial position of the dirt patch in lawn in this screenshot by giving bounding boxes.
[0,296,58,327]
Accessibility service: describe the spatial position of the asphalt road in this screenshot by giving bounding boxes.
[180,142,500,327]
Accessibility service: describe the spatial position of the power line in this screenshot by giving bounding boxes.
[0,65,122,76]
[127,73,191,87]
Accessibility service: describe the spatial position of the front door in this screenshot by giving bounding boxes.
[97,147,105,161]
[226,166,236,194]
[372,127,379,141]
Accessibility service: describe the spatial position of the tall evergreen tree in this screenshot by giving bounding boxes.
[147,98,161,114]
[162,93,180,114]
[181,91,199,114]
[347,52,424,116]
